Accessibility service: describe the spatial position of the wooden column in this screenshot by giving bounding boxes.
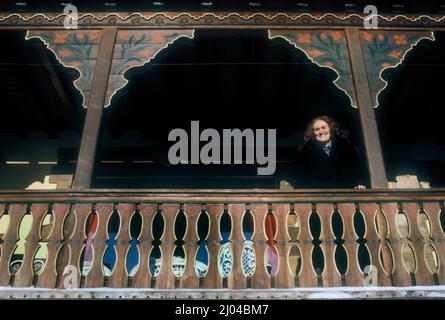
[345,28,388,189]
[71,28,117,189]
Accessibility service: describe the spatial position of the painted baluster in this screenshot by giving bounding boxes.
[37,204,71,288]
[14,204,49,287]
[62,204,91,288]
[0,204,27,286]
[202,204,224,289]
[84,203,114,288]
[155,204,179,289]
[227,204,246,289]
[133,203,157,288]
[250,203,270,289]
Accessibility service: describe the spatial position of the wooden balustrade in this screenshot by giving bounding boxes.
[0,189,444,289]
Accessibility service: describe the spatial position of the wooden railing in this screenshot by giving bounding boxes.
[0,189,444,290]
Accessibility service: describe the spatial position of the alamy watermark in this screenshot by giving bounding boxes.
[62,265,78,289]
[364,5,379,29]
[168,121,276,175]
[63,4,78,29]
[364,265,378,287]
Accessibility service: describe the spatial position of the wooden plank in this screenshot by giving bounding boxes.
[317,203,342,287]
[109,203,135,288]
[250,204,270,289]
[422,202,445,285]
[338,203,363,286]
[0,204,27,286]
[402,202,434,285]
[381,203,412,286]
[345,28,388,188]
[84,204,114,288]
[132,203,157,288]
[359,203,392,286]
[37,203,70,288]
[181,204,201,288]
[71,28,117,189]
[14,204,49,287]
[273,204,293,288]
[155,204,179,289]
[202,204,224,289]
[294,204,318,287]
[227,204,246,289]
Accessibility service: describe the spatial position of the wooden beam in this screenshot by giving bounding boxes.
[345,28,388,188]
[71,28,117,189]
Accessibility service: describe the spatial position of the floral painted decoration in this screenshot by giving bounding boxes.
[360,31,434,107]
[26,30,102,108]
[105,30,195,107]
[269,30,358,107]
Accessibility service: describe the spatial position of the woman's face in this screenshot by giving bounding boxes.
[313,120,331,144]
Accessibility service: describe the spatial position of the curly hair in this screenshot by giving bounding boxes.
[304,115,346,142]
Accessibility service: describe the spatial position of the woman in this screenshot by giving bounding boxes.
[296,116,366,189]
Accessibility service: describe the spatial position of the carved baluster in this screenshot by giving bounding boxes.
[381,203,412,286]
[133,204,157,288]
[359,203,392,286]
[155,204,179,289]
[250,203,270,289]
[402,202,434,285]
[202,204,224,289]
[181,204,201,288]
[109,204,135,288]
[14,204,48,287]
[422,202,445,285]
[227,204,246,289]
[295,204,317,287]
[338,203,363,286]
[61,204,91,288]
[0,204,27,286]
[273,204,293,288]
[316,203,342,287]
[37,204,70,288]
[84,203,114,288]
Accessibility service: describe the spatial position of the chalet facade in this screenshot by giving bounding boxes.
[0,0,444,299]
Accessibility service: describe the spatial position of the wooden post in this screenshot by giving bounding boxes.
[71,28,117,189]
[345,28,388,189]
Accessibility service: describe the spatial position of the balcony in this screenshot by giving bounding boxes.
[0,188,444,299]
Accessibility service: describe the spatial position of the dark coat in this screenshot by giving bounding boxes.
[295,135,364,188]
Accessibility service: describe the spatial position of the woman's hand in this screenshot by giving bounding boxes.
[354,185,366,189]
